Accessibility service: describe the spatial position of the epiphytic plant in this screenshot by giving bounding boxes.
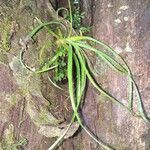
[20,0,149,149]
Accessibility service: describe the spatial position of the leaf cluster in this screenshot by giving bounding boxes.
[20,0,150,149]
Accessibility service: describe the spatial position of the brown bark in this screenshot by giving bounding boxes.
[61,0,150,149]
[0,0,149,150]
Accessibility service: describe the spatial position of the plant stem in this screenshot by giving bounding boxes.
[68,0,73,37]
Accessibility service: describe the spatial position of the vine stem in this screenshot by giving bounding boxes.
[68,0,73,37]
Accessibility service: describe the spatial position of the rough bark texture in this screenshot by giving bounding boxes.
[0,0,150,150]
[78,0,150,149]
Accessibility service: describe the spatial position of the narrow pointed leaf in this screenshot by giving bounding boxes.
[76,42,128,74]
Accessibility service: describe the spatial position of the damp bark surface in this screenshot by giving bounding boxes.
[0,0,150,150]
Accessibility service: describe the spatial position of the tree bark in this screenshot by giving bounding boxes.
[61,0,150,149]
[0,0,149,150]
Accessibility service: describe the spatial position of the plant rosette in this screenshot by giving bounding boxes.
[20,0,150,150]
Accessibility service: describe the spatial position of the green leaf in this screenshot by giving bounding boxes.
[47,74,63,90]
[73,53,81,99]
[131,77,150,122]
[36,51,62,73]
[29,19,63,39]
[76,42,128,75]
[72,42,126,107]
[67,44,80,119]
[72,42,114,150]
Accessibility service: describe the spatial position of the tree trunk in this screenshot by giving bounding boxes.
[0,0,149,150]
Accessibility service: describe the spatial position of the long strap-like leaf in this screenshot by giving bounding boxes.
[75,39,149,122]
[73,43,115,150]
[76,42,128,75]
[28,21,63,39]
[67,44,82,123]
